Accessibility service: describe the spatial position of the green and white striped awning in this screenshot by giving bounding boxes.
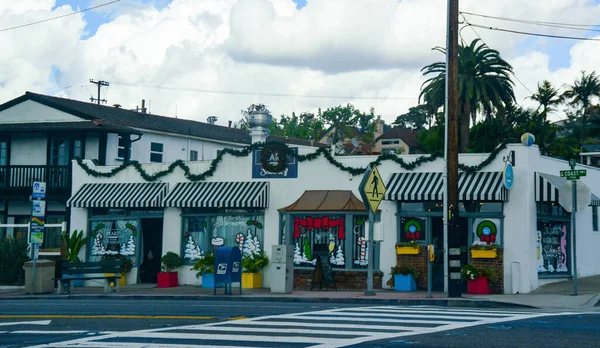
[67,182,168,208]
[163,181,269,208]
[535,172,600,206]
[384,171,509,202]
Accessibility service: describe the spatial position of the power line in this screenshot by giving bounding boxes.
[460,11,600,29]
[0,0,121,33]
[466,23,600,42]
[110,81,418,100]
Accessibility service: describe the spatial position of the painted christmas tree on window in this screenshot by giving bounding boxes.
[120,235,136,256]
[184,235,204,261]
[91,233,106,256]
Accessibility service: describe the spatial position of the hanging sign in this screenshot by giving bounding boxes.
[503,163,514,190]
[252,147,298,179]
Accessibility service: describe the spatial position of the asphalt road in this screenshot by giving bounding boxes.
[0,299,597,348]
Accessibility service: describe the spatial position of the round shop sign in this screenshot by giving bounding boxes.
[503,163,514,190]
[404,220,421,240]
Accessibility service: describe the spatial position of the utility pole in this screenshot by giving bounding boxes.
[444,0,461,298]
[89,79,109,105]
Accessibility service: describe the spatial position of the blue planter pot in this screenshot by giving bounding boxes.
[62,274,84,288]
[394,274,417,292]
[202,273,214,288]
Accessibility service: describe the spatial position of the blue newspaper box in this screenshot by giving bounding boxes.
[214,246,242,295]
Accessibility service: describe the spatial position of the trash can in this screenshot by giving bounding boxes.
[24,260,56,294]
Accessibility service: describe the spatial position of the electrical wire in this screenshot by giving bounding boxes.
[466,23,600,42]
[110,81,418,100]
[0,0,121,33]
[460,11,600,29]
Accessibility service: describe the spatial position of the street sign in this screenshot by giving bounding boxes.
[30,217,45,244]
[559,181,591,213]
[32,182,46,200]
[359,166,386,213]
[560,170,587,181]
[31,200,46,217]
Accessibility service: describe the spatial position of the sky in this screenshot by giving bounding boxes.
[2,0,600,127]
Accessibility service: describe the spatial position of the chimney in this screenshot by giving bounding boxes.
[207,116,218,125]
[247,105,273,144]
[141,99,147,113]
[228,120,232,128]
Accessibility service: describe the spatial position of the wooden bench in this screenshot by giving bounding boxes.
[53,261,123,295]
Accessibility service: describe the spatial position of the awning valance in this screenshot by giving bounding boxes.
[163,181,269,208]
[536,172,600,206]
[67,182,168,208]
[384,171,508,202]
[279,190,370,212]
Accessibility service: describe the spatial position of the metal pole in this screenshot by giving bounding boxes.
[442,0,451,296]
[31,244,38,294]
[572,180,578,296]
[365,210,375,296]
[427,245,433,298]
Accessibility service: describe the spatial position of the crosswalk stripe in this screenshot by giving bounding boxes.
[177,325,370,336]
[343,307,524,316]
[253,315,457,325]
[302,312,491,320]
[111,332,344,344]
[338,306,534,315]
[212,321,419,331]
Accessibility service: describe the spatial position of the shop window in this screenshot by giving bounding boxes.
[536,202,568,218]
[593,206,598,232]
[0,138,7,165]
[190,150,198,161]
[472,218,502,246]
[351,215,370,269]
[399,217,426,243]
[88,220,138,265]
[43,215,65,250]
[292,215,346,268]
[117,136,128,160]
[401,203,424,212]
[536,220,570,276]
[181,214,265,265]
[150,142,163,163]
[73,139,83,159]
[50,138,69,166]
[461,201,503,213]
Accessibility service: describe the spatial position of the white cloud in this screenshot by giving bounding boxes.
[2,0,600,128]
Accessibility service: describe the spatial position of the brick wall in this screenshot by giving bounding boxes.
[293,269,384,290]
[470,248,504,294]
[395,246,429,290]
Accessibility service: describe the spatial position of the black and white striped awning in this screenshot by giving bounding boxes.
[384,171,508,201]
[67,182,168,208]
[536,172,600,206]
[163,181,269,208]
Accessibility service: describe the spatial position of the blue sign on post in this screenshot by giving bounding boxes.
[503,163,514,190]
[32,181,46,200]
[252,147,298,179]
[214,246,242,295]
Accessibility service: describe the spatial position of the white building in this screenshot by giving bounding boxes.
[67,136,600,294]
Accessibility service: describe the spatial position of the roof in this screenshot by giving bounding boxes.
[0,92,326,147]
[375,127,421,147]
[279,190,369,212]
[0,121,140,134]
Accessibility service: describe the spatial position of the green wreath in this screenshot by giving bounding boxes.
[260,143,290,173]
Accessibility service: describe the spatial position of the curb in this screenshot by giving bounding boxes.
[0,294,538,309]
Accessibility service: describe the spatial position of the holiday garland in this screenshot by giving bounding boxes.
[75,141,508,182]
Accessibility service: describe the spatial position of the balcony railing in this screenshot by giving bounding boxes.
[0,165,71,189]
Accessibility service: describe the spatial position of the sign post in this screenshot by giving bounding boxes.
[30,182,46,294]
[559,160,587,296]
[358,165,386,296]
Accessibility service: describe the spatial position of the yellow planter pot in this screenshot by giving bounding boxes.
[242,273,262,288]
[396,246,420,255]
[471,249,497,259]
[104,273,127,287]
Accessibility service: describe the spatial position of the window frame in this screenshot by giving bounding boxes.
[190,150,199,161]
[0,136,8,166]
[150,142,164,163]
[593,206,598,232]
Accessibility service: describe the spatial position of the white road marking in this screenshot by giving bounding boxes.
[0,320,51,327]
[27,306,578,348]
[11,330,88,334]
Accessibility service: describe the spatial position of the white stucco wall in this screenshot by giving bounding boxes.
[0,100,86,124]
[10,133,47,165]
[69,144,600,293]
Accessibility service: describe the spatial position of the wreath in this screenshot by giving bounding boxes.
[260,142,291,173]
[476,220,497,244]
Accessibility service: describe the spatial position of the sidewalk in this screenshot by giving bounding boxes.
[1,276,598,311]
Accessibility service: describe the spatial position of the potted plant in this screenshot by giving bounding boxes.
[191,252,214,288]
[157,252,182,288]
[395,240,421,255]
[61,230,88,287]
[461,264,496,294]
[241,251,270,289]
[470,244,498,259]
[101,254,132,287]
[388,264,418,291]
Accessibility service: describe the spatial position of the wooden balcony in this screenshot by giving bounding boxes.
[0,165,71,194]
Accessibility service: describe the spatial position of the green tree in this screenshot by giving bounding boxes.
[562,71,600,150]
[272,112,325,141]
[393,105,430,131]
[320,104,376,145]
[527,80,563,152]
[420,39,516,152]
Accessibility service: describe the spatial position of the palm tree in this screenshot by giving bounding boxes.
[420,39,515,152]
[562,71,600,149]
[527,80,563,152]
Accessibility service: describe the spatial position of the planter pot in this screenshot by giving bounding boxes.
[393,274,417,292]
[471,249,497,259]
[242,273,262,289]
[157,272,179,288]
[467,277,492,294]
[201,273,214,288]
[103,273,127,287]
[62,274,83,288]
[396,246,420,255]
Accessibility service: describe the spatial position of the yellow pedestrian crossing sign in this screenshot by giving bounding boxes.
[359,166,386,213]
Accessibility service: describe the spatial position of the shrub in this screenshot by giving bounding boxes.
[242,252,270,273]
[160,252,183,272]
[0,236,29,285]
[191,253,214,277]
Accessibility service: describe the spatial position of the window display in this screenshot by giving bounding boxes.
[89,220,138,265]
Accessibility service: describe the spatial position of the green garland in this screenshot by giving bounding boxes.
[76,141,509,182]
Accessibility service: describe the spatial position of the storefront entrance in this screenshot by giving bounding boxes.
[431,217,469,292]
[139,218,163,283]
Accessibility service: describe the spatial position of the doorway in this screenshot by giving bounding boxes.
[139,218,163,283]
[430,216,469,292]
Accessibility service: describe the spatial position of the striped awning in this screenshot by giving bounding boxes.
[67,183,168,208]
[384,171,508,201]
[536,172,600,206]
[163,181,269,208]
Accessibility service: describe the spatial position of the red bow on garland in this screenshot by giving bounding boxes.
[293,216,345,239]
[479,234,496,244]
